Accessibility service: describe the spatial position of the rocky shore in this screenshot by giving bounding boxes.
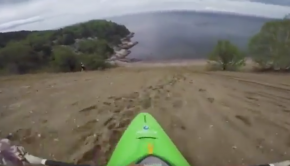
[107,32,140,64]
[65,32,138,63]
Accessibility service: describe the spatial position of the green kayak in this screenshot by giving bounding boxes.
[107,112,190,166]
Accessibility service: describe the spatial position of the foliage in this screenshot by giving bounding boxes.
[208,40,245,71]
[248,19,290,71]
[0,30,32,48]
[0,41,44,74]
[77,39,113,59]
[0,20,130,74]
[51,46,80,72]
[78,54,111,70]
[50,20,129,45]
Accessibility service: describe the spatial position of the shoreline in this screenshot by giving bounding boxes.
[116,59,208,67]
[107,32,140,64]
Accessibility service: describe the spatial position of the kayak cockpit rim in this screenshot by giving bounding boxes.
[136,155,172,166]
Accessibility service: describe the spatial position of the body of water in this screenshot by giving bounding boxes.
[109,11,275,60]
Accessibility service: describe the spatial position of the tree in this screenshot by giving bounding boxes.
[51,46,79,72]
[78,40,98,54]
[0,19,128,74]
[208,40,245,70]
[79,54,110,70]
[248,19,290,71]
[0,41,42,74]
[26,32,52,56]
[78,40,113,58]
[57,33,76,45]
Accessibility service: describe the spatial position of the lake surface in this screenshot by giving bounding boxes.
[109,11,274,60]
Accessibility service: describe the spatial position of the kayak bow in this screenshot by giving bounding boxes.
[107,112,190,166]
[3,115,289,166]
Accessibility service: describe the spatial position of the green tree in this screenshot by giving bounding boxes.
[208,40,245,70]
[0,41,41,74]
[26,32,52,56]
[79,54,110,70]
[78,40,113,58]
[78,40,98,54]
[248,19,290,71]
[57,33,76,45]
[0,19,129,75]
[51,46,79,72]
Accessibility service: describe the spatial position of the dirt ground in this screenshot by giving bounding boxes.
[0,65,290,166]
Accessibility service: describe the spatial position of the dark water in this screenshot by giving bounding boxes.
[109,11,274,60]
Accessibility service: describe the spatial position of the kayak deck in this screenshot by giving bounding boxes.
[107,112,190,166]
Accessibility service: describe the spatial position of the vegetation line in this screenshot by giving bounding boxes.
[0,16,289,75]
[207,17,290,72]
[0,20,131,74]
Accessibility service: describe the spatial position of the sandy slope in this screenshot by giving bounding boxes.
[0,66,289,166]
